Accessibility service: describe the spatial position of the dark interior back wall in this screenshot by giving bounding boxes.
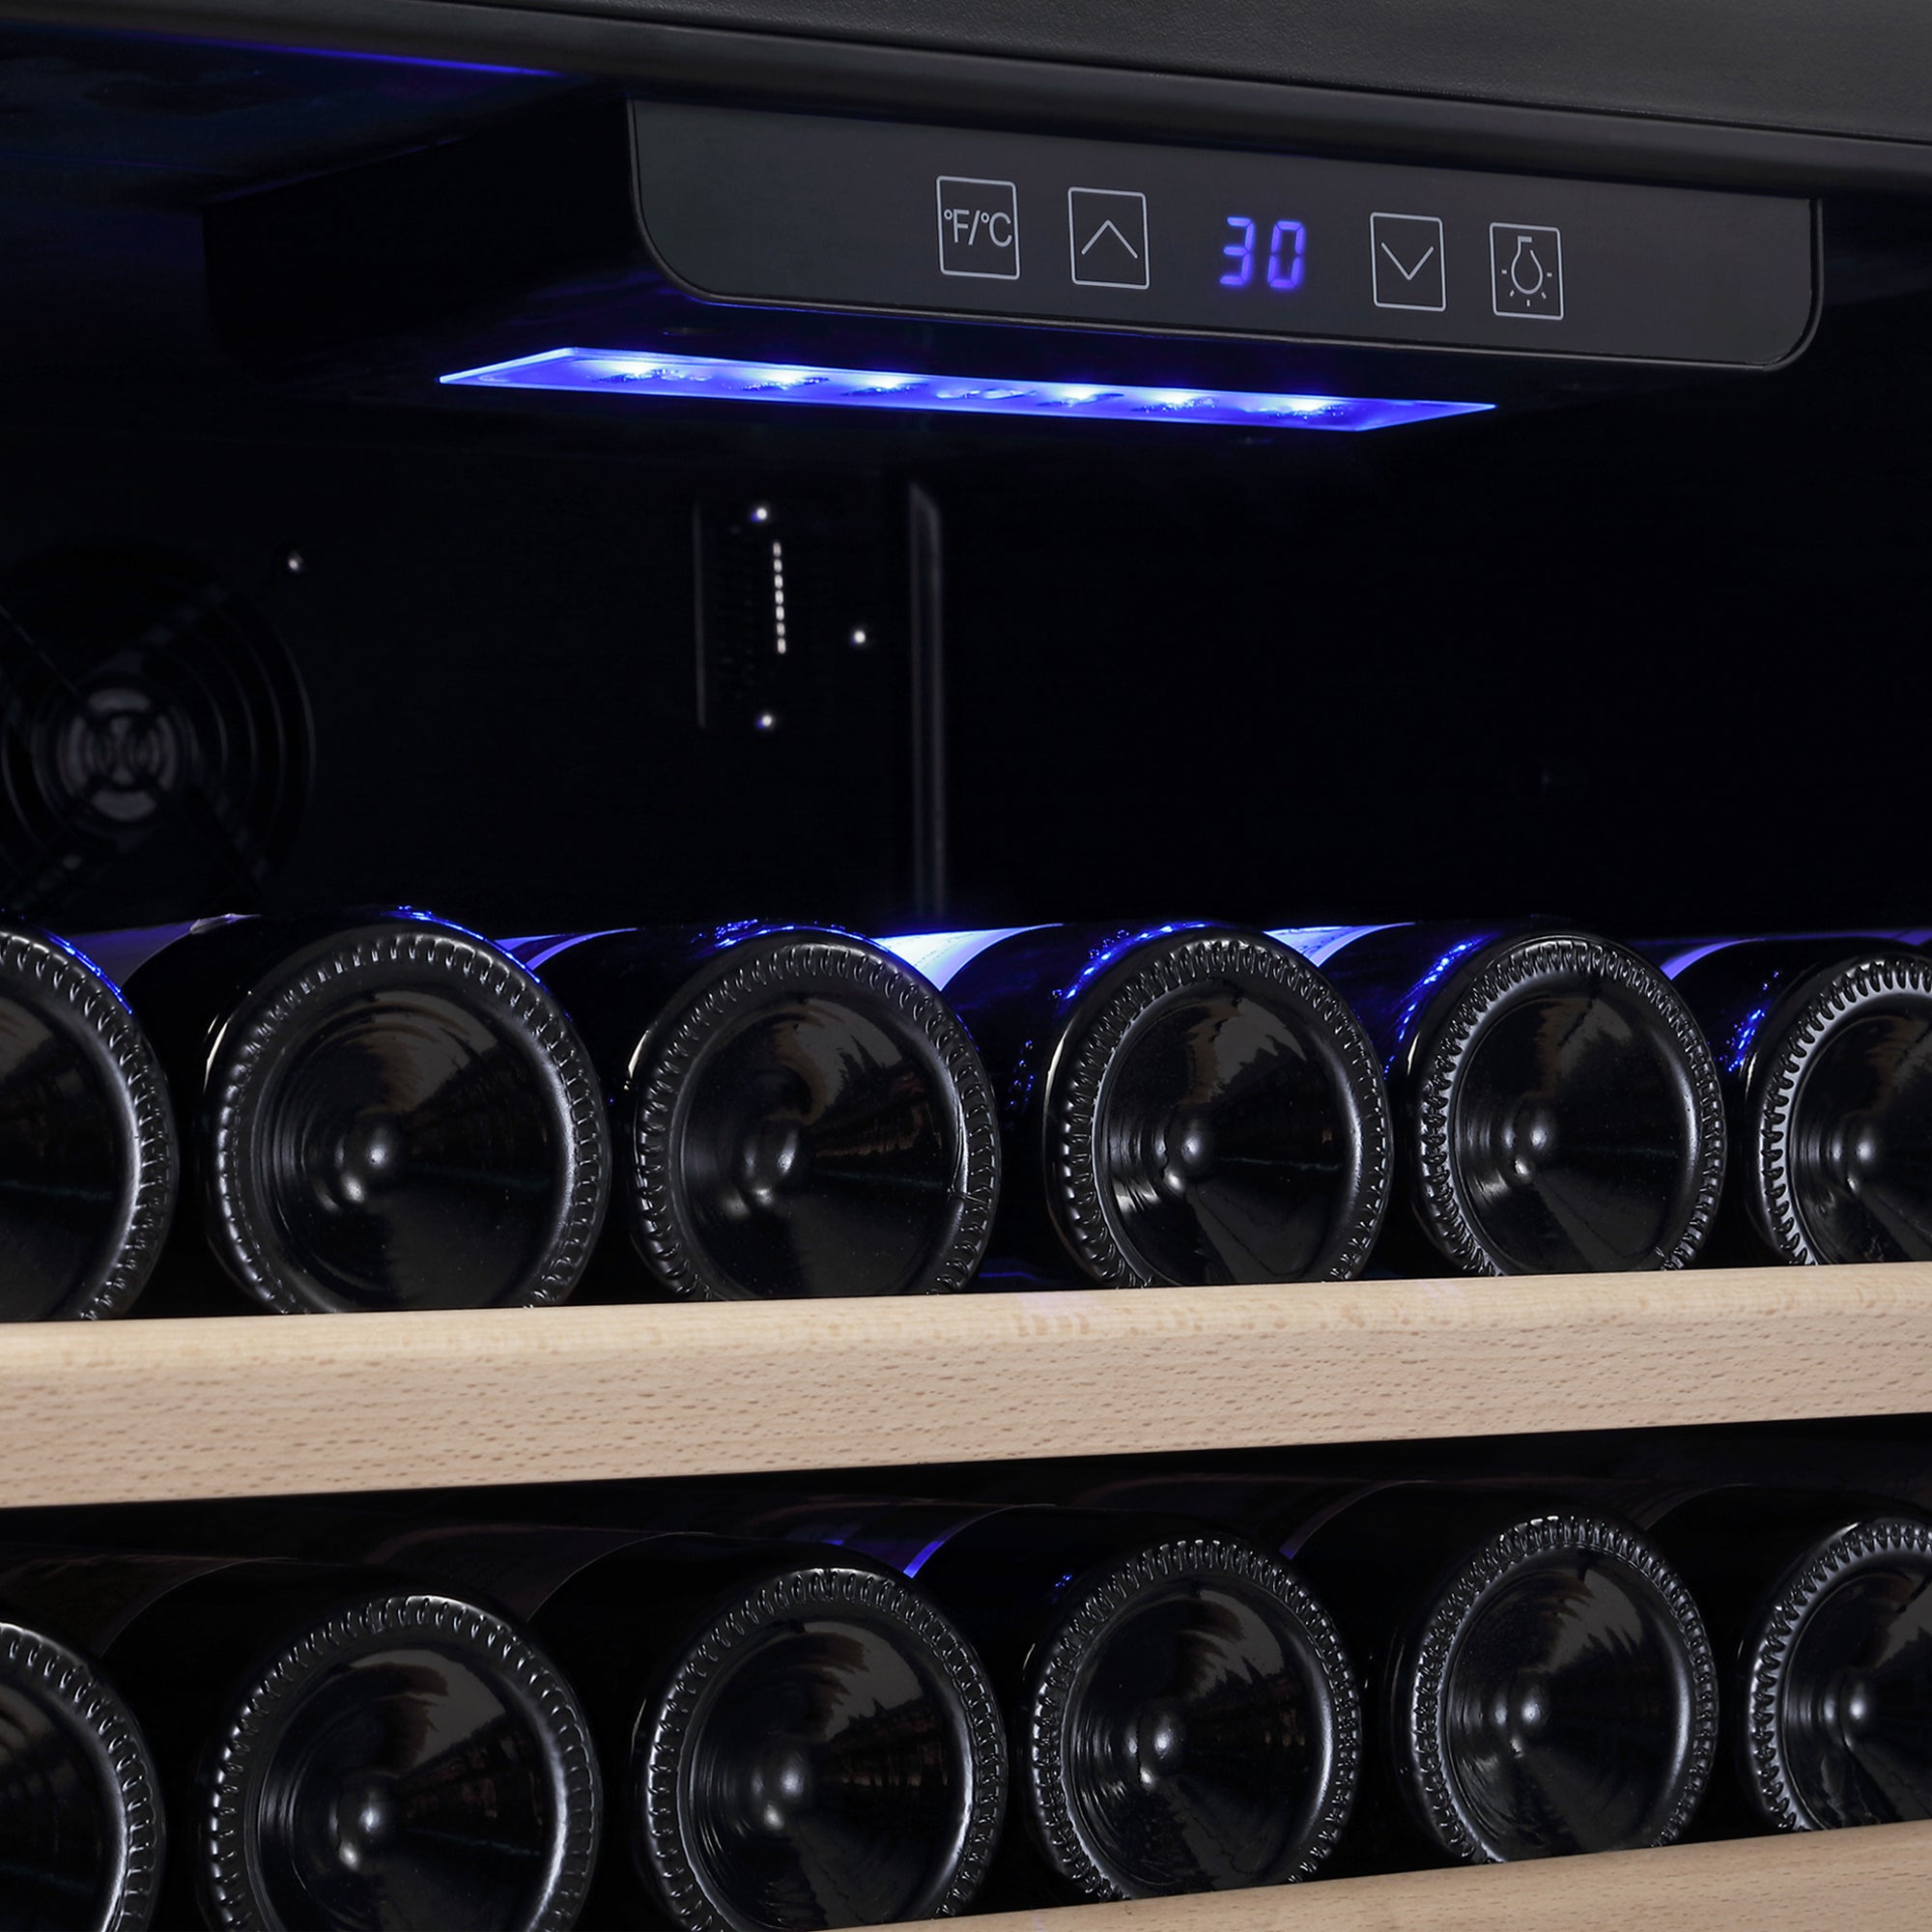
[0,425,912,931]
[1,24,1925,946]
[938,287,1931,936]
[3,281,1927,941]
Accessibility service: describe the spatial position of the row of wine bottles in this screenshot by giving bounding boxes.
[5,1480,1926,1929]
[894,921,1932,1283]
[5,910,1929,1320]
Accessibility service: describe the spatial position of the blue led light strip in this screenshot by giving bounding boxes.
[440,349,1492,433]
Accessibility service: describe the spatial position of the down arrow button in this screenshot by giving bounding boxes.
[1371,213,1447,313]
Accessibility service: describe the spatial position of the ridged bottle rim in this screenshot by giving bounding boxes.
[1408,932,1727,1274]
[1394,1512,1718,1863]
[1023,1536,1361,1900]
[0,1620,164,1932]
[200,1592,601,1932]
[205,919,610,1313]
[0,925,178,1320]
[634,1564,1008,1932]
[1041,928,1392,1286]
[626,931,1001,1299]
[1745,951,1932,1264]
[1739,1513,1932,1830]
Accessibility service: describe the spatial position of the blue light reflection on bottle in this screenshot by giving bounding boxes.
[1221,218,1257,288]
[1658,930,1920,983]
[877,926,1050,990]
[1271,923,1505,1083]
[1725,1003,1774,1077]
[1385,936,1496,1068]
[1266,924,1404,968]
[1058,923,1215,1006]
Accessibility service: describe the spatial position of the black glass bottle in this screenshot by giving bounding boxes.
[1286,1486,1717,1866]
[0,922,175,1320]
[0,1549,176,1931]
[508,925,1000,1299]
[1271,923,1727,1274]
[881,923,1391,1287]
[83,912,610,1313]
[1644,936,1932,1264]
[533,1536,1007,1931]
[1649,1489,1932,1831]
[101,1559,601,1931]
[837,1502,1359,1903]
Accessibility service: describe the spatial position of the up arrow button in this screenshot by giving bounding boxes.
[1068,187,1151,291]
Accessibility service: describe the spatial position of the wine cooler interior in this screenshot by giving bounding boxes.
[0,29,1927,944]
[7,298,1930,942]
[4,13,1932,1932]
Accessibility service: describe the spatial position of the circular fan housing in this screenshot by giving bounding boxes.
[0,543,311,924]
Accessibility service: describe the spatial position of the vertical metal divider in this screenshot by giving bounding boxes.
[909,481,947,922]
[690,499,709,731]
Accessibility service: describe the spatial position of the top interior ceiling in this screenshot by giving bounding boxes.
[4,23,1932,440]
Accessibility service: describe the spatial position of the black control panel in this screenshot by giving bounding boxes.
[632,104,1816,368]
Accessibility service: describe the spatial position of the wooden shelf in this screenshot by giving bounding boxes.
[952,1820,1932,1930]
[4,1263,1928,1508]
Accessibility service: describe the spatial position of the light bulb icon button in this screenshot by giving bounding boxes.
[1490,221,1564,319]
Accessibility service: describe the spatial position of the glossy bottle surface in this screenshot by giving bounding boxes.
[0,924,175,1321]
[1287,1490,1715,1867]
[635,1563,1005,1932]
[1654,938,1932,1264]
[1740,1513,1932,1829]
[839,1504,1358,1902]
[1393,1513,1715,1861]
[199,1591,600,1931]
[890,923,1390,1287]
[1287,924,1725,1274]
[99,913,609,1313]
[0,1620,161,1932]
[517,927,999,1299]
[1025,1539,1357,1898]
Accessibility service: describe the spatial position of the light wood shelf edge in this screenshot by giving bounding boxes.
[950,1820,1932,1932]
[3,1263,1928,1508]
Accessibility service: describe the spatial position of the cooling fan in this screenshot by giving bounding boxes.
[0,543,312,924]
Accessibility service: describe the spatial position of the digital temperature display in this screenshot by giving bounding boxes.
[1219,217,1307,292]
[631,103,1817,370]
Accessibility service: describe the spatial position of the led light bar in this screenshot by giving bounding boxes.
[439,349,1492,432]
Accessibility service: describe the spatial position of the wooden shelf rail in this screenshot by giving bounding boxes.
[953,1819,1932,1931]
[3,1263,1929,1508]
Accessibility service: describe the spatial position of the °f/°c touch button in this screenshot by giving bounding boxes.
[936,178,1020,279]
[1492,223,1563,319]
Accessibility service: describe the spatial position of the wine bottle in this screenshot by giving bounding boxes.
[82,912,610,1313]
[0,922,175,1320]
[101,1559,601,1930]
[508,924,1000,1299]
[878,923,1391,1287]
[1286,1486,1717,1864]
[1647,1488,1932,1831]
[0,1548,180,1930]
[844,1502,1360,1901]
[533,1536,1007,1929]
[1271,923,1727,1274]
[1643,935,1932,1264]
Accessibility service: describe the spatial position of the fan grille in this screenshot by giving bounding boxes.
[0,544,311,924]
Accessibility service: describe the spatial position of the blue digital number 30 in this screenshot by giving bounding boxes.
[1221,216,1307,292]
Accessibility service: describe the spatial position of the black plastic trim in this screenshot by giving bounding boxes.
[9,1,1932,196]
